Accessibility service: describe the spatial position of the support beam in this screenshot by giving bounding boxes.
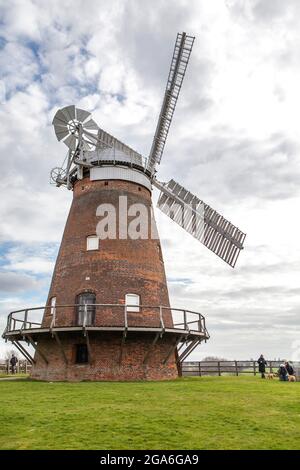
[179,339,200,363]
[119,330,127,365]
[85,331,93,364]
[178,338,200,363]
[177,339,192,360]
[159,306,165,337]
[53,332,68,365]
[143,333,160,365]
[12,340,35,364]
[26,335,48,365]
[163,334,185,365]
[177,339,189,354]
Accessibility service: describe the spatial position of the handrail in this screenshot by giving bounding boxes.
[9,304,206,318]
[4,304,209,338]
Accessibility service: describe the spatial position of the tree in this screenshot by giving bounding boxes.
[201,356,227,361]
[5,349,20,361]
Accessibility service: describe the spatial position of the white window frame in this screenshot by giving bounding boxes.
[50,296,56,316]
[86,235,99,251]
[125,293,140,312]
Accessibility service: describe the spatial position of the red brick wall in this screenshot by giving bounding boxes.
[31,332,178,381]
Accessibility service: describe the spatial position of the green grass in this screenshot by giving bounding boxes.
[0,376,299,450]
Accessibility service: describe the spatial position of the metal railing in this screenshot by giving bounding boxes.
[3,304,209,338]
[85,148,148,170]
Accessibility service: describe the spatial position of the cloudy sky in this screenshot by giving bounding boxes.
[0,0,300,361]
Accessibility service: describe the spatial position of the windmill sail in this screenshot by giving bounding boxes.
[52,105,99,151]
[147,32,195,174]
[155,179,246,268]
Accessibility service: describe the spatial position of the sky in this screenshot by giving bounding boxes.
[0,0,300,361]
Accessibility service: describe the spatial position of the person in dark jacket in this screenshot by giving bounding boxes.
[285,361,294,376]
[278,363,288,381]
[10,353,18,374]
[257,354,267,378]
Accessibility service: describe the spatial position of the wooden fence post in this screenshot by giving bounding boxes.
[235,360,238,376]
[198,362,202,377]
[253,361,256,376]
[218,361,221,376]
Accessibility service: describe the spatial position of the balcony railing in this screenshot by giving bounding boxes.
[3,304,209,339]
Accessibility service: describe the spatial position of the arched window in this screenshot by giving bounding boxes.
[76,292,96,325]
[86,235,99,251]
[125,293,140,312]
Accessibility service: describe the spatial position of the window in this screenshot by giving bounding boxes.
[75,344,88,364]
[76,293,96,325]
[87,235,99,251]
[125,293,140,312]
[50,296,56,315]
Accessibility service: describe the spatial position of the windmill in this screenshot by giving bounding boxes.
[3,32,245,381]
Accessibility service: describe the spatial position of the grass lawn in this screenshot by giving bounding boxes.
[0,376,299,450]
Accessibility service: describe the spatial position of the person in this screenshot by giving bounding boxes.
[277,363,288,381]
[285,361,294,376]
[10,353,18,374]
[257,354,267,378]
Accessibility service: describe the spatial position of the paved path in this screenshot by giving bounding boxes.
[0,376,27,381]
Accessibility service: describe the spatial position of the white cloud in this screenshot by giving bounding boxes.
[0,271,40,293]
[0,42,38,94]
[0,0,42,40]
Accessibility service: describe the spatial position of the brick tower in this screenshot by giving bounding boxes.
[31,169,182,381]
[3,33,246,380]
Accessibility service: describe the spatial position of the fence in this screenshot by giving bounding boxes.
[182,360,300,377]
[0,359,32,375]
